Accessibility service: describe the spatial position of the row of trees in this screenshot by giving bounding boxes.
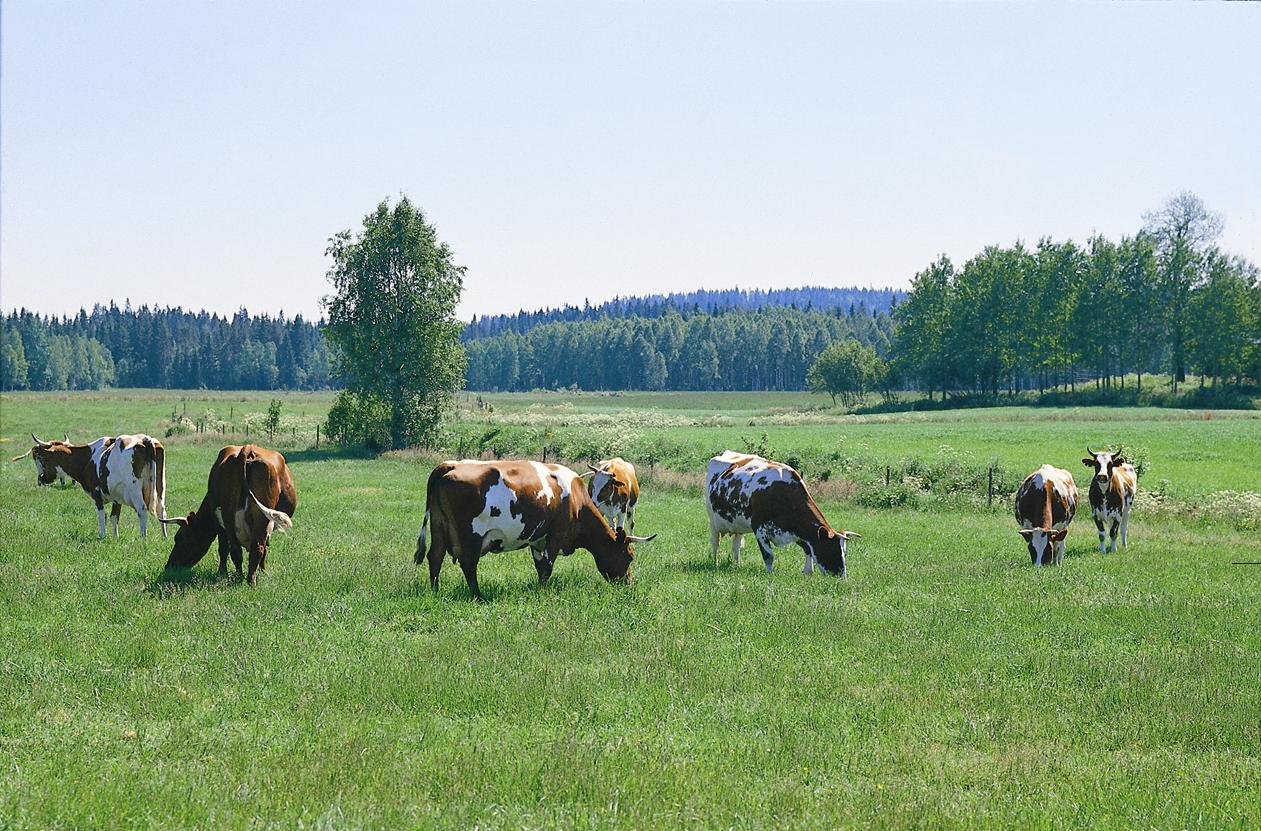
[0,305,335,391]
[464,306,893,392]
[892,193,1260,396]
[464,286,901,339]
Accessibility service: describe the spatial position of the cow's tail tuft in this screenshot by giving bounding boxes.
[415,510,430,564]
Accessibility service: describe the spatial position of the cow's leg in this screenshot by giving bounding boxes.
[1094,516,1107,553]
[731,534,743,566]
[110,503,122,538]
[532,546,555,585]
[628,504,635,535]
[426,520,447,590]
[136,502,148,538]
[1108,519,1119,553]
[217,532,231,577]
[93,489,107,538]
[230,540,244,577]
[247,547,262,586]
[1120,509,1130,551]
[459,557,483,601]
[802,547,815,575]
[754,528,775,573]
[710,528,721,567]
[1055,538,1066,566]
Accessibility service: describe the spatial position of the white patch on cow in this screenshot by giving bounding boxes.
[472,478,529,555]
[527,461,557,504]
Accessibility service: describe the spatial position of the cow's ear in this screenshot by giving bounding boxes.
[1081,458,1095,467]
[1111,456,1125,467]
[818,526,830,541]
[615,527,627,544]
[1051,528,1069,541]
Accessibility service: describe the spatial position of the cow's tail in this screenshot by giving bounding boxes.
[415,510,430,564]
[249,490,294,531]
[140,437,164,517]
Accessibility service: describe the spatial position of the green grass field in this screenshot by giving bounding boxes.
[2,390,1259,829]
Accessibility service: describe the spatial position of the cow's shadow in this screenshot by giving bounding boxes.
[146,566,242,596]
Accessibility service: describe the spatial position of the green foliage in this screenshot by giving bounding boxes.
[264,399,283,438]
[808,340,881,408]
[325,389,392,451]
[324,196,466,449]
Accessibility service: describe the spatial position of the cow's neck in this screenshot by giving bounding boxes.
[576,504,615,549]
[1042,484,1053,529]
[59,446,100,493]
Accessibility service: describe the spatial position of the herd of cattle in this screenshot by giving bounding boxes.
[12,434,1138,596]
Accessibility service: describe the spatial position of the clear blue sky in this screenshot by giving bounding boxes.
[3,2,1258,321]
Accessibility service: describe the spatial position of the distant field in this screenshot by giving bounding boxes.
[2,390,1259,829]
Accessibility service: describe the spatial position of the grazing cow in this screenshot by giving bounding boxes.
[705,450,858,576]
[1014,464,1078,566]
[162,445,296,585]
[585,457,639,532]
[415,459,654,599]
[10,433,72,486]
[12,433,167,538]
[1081,448,1137,553]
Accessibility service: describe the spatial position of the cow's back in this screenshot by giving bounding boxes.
[1015,465,1077,529]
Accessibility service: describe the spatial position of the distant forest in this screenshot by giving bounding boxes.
[463,286,902,339]
[1,305,334,391]
[465,306,894,392]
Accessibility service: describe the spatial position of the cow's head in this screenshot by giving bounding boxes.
[1018,527,1068,565]
[592,526,655,583]
[1082,448,1126,487]
[161,511,215,568]
[810,527,859,577]
[10,434,71,485]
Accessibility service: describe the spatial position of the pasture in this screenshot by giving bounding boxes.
[1,390,1259,829]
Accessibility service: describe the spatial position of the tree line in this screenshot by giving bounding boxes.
[465,306,893,392]
[1,305,335,391]
[464,285,901,339]
[891,193,1260,397]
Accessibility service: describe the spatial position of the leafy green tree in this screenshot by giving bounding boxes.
[1189,253,1257,387]
[809,340,877,407]
[891,255,954,399]
[1143,191,1223,392]
[323,196,466,449]
[1,325,29,390]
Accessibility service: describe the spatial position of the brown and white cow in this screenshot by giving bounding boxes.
[12,433,167,538]
[1014,464,1078,566]
[705,450,858,576]
[415,459,654,599]
[162,444,296,585]
[1081,448,1137,554]
[585,457,639,532]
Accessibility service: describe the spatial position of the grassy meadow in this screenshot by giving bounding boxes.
[1,390,1260,829]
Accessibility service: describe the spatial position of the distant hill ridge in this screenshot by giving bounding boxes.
[464,285,903,340]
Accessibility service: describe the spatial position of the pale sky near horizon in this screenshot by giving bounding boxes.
[2,2,1258,322]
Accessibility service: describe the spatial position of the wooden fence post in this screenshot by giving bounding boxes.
[315,424,320,449]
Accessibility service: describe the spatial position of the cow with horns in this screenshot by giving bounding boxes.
[1014,464,1078,566]
[416,459,655,599]
[1081,448,1137,554]
[12,433,167,538]
[705,451,858,576]
[162,445,296,585]
[583,457,639,532]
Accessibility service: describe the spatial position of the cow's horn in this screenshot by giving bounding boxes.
[63,433,70,444]
[587,463,601,473]
[159,516,189,527]
[841,530,862,539]
[1086,447,1098,457]
[31,433,50,448]
[626,533,657,542]
[10,449,34,462]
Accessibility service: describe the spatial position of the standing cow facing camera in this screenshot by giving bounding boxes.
[584,457,639,532]
[705,451,858,576]
[1014,464,1078,566]
[1082,448,1137,553]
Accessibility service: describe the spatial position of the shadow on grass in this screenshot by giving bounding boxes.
[147,566,241,596]
[678,559,744,575]
[282,445,378,464]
